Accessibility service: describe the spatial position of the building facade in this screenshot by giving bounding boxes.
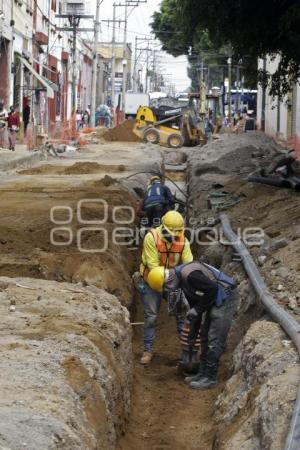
[257,56,300,141]
[96,42,132,106]
[0,0,94,136]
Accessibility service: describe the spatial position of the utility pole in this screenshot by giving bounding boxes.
[199,55,206,115]
[90,0,103,127]
[71,18,79,112]
[133,36,153,92]
[152,49,159,91]
[145,41,150,93]
[227,57,232,123]
[116,1,148,112]
[133,36,138,92]
[111,2,116,110]
[235,62,241,114]
[56,10,94,114]
[102,1,148,107]
[121,1,128,115]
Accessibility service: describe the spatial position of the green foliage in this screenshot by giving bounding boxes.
[151,0,300,98]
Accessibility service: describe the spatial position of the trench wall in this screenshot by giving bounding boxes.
[187,133,299,450]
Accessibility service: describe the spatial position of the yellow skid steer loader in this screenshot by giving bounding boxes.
[133,105,206,148]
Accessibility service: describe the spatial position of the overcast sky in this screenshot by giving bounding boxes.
[87,0,189,92]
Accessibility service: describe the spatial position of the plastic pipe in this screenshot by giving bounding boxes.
[248,175,286,188]
[220,213,300,450]
[284,176,300,192]
[248,175,300,192]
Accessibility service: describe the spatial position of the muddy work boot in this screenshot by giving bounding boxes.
[140,351,153,365]
[189,364,218,390]
[184,359,207,384]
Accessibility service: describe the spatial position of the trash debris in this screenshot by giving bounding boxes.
[65,145,77,153]
[257,255,267,266]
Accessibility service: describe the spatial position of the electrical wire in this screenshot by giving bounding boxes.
[42,33,60,64]
[32,0,57,30]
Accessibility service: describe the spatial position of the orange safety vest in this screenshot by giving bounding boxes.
[143,228,185,281]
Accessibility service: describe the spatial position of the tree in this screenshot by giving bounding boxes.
[151,0,300,98]
[152,4,229,91]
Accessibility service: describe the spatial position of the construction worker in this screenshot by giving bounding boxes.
[147,260,239,389]
[142,176,175,228]
[139,210,193,365]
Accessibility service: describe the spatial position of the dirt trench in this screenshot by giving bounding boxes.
[0,142,226,450]
[0,135,297,450]
[116,301,219,450]
[116,150,228,450]
[117,134,300,450]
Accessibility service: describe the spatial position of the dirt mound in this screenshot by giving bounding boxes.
[92,175,118,187]
[64,162,102,174]
[19,165,65,175]
[189,132,283,178]
[20,162,103,176]
[103,120,142,142]
[0,277,132,450]
[21,162,128,176]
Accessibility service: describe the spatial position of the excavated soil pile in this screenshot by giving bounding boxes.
[0,277,132,450]
[64,162,103,174]
[19,164,67,175]
[103,120,142,142]
[20,162,128,176]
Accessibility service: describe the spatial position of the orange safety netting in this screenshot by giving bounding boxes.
[288,134,300,160]
[82,127,95,134]
[48,114,79,143]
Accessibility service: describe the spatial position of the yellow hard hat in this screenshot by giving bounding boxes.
[148,267,169,293]
[162,211,185,237]
[150,175,161,185]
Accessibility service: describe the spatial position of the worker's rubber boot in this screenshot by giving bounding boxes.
[184,359,207,384]
[189,363,218,390]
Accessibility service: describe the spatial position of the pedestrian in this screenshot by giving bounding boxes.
[7,106,20,151]
[147,260,239,389]
[97,104,112,128]
[138,210,193,365]
[141,176,175,228]
[0,101,8,149]
[76,109,82,131]
[23,103,30,137]
[83,110,90,127]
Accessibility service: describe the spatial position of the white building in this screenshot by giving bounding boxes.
[257,55,300,141]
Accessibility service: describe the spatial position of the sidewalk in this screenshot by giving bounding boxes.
[0,143,43,172]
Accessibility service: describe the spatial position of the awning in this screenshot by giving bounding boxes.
[18,56,59,99]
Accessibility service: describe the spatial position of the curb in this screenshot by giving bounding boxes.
[0,151,44,172]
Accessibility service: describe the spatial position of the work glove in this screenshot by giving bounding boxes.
[132,272,146,294]
[186,307,198,322]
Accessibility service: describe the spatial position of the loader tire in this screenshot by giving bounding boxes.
[144,128,160,144]
[167,133,184,149]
